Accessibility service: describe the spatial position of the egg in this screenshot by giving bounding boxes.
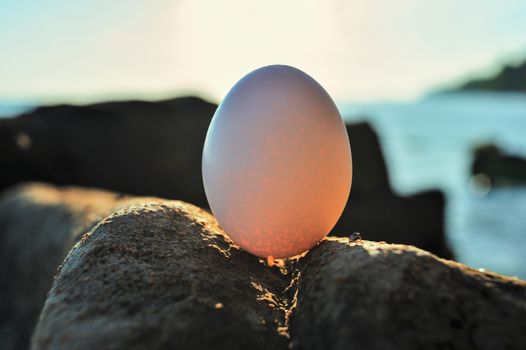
[202,65,352,259]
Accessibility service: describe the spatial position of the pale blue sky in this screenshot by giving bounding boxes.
[1,0,525,103]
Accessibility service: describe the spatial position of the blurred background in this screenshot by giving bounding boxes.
[1,0,526,278]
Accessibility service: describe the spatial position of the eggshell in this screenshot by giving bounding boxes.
[202,65,352,258]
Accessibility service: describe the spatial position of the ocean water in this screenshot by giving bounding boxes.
[339,92,526,279]
[0,102,33,118]
[1,94,525,279]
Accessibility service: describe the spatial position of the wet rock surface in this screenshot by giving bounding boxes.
[289,237,526,350]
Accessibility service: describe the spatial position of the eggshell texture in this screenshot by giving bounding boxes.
[202,65,352,258]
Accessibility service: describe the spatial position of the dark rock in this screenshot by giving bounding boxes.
[333,188,448,258]
[0,99,449,258]
[344,123,390,198]
[0,96,216,208]
[0,183,124,350]
[472,143,526,186]
[289,237,526,350]
[339,123,451,259]
[0,183,204,350]
[30,189,288,349]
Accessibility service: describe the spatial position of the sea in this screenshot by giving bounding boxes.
[0,102,34,118]
[1,93,526,279]
[339,92,526,279]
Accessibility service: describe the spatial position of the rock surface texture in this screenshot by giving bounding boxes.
[289,237,526,350]
[0,184,523,349]
[27,187,288,350]
[0,98,451,258]
[0,183,124,350]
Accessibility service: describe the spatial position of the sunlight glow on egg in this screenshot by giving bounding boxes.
[202,65,352,259]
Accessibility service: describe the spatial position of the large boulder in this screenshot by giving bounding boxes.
[0,97,216,207]
[0,184,524,349]
[0,183,187,350]
[0,183,123,350]
[0,184,290,350]
[0,101,450,258]
[289,237,526,349]
[334,188,447,258]
[31,199,288,350]
[342,123,450,258]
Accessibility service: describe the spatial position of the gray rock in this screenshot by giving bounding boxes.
[3,183,524,350]
[0,183,124,350]
[289,237,526,350]
[31,196,289,349]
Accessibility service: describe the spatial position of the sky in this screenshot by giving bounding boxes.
[1,0,526,103]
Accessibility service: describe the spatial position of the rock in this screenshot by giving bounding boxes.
[0,183,124,350]
[0,183,206,350]
[289,237,526,349]
[344,123,391,198]
[0,96,217,208]
[333,188,449,258]
[1,184,523,349]
[0,99,449,258]
[30,190,288,349]
[472,143,526,186]
[340,123,451,259]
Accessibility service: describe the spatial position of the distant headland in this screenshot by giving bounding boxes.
[449,58,526,93]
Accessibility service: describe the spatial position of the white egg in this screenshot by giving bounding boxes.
[202,65,352,258]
